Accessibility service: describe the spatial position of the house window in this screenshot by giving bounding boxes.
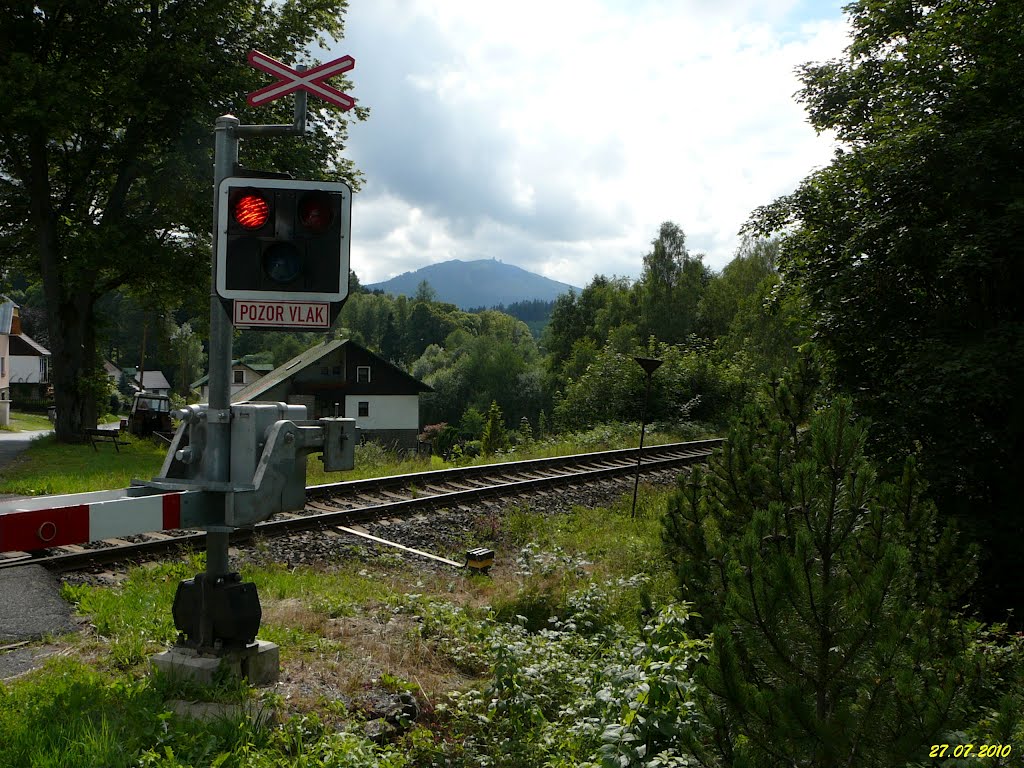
[321,365,330,376]
[356,366,371,383]
[358,401,369,418]
[233,370,244,385]
[332,366,341,376]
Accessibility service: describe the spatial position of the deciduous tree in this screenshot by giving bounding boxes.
[0,1,365,438]
[748,0,1024,620]
[638,221,711,343]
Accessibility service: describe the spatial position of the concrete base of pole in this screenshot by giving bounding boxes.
[167,698,276,726]
[151,640,279,686]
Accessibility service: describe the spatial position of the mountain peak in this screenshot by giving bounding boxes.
[366,259,579,309]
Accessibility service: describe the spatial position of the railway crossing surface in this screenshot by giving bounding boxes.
[0,430,76,679]
[0,564,78,681]
[0,564,76,644]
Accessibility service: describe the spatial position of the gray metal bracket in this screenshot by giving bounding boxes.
[148,404,356,529]
[227,417,356,527]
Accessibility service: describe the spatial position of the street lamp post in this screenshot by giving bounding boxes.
[631,356,662,518]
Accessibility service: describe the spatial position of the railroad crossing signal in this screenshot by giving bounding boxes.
[0,49,364,675]
[247,50,356,110]
[215,177,352,318]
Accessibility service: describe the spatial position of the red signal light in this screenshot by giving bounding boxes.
[233,192,271,230]
[298,192,334,234]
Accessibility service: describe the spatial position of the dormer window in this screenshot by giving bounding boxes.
[356,366,371,383]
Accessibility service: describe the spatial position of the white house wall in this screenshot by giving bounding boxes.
[10,355,45,384]
[345,394,419,431]
[0,334,8,392]
[0,335,8,427]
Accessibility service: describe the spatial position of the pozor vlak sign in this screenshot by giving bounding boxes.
[215,176,353,329]
[233,300,330,329]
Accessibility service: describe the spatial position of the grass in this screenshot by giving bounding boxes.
[5,426,1013,765]
[0,410,53,432]
[0,432,168,496]
[305,424,692,486]
[0,656,294,768]
[0,483,686,767]
[477,489,678,633]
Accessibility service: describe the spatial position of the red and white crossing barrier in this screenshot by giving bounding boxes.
[0,488,201,552]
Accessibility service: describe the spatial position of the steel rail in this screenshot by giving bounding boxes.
[0,439,722,572]
[305,438,723,499]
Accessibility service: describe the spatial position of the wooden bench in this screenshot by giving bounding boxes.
[84,428,128,452]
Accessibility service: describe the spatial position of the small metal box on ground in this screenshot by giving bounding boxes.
[465,547,495,573]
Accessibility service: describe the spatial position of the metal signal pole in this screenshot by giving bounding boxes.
[196,73,310,645]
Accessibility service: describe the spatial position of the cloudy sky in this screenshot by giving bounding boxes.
[328,1,850,289]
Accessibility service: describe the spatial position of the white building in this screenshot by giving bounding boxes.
[9,333,51,397]
[0,299,14,426]
[231,339,432,450]
[191,359,274,402]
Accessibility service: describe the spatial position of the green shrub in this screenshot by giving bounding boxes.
[553,338,749,432]
[662,363,981,766]
[489,575,568,633]
[481,401,509,455]
[10,397,52,414]
[426,592,707,768]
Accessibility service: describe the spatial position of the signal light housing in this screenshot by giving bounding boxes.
[298,191,333,234]
[216,177,352,303]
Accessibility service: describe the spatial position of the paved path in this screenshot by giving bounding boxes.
[0,428,52,503]
[0,430,81,680]
[0,564,77,643]
[0,429,51,470]
[0,565,78,680]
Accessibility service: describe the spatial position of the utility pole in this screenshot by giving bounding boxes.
[630,356,662,518]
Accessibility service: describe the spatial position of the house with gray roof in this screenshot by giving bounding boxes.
[134,370,171,396]
[115,367,172,396]
[232,339,432,450]
[191,358,275,401]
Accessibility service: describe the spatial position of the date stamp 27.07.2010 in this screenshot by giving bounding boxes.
[929,744,1013,759]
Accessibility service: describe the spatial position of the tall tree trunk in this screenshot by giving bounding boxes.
[48,294,99,440]
[29,135,98,441]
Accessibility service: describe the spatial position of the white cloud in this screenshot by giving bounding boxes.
[334,0,850,288]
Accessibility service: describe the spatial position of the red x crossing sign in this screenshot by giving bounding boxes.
[247,50,356,110]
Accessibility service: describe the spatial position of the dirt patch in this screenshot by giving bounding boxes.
[264,596,478,725]
[262,597,328,636]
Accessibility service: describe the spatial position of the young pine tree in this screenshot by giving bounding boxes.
[481,400,509,455]
[663,367,976,768]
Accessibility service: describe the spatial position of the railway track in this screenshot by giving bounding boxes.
[0,438,722,572]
